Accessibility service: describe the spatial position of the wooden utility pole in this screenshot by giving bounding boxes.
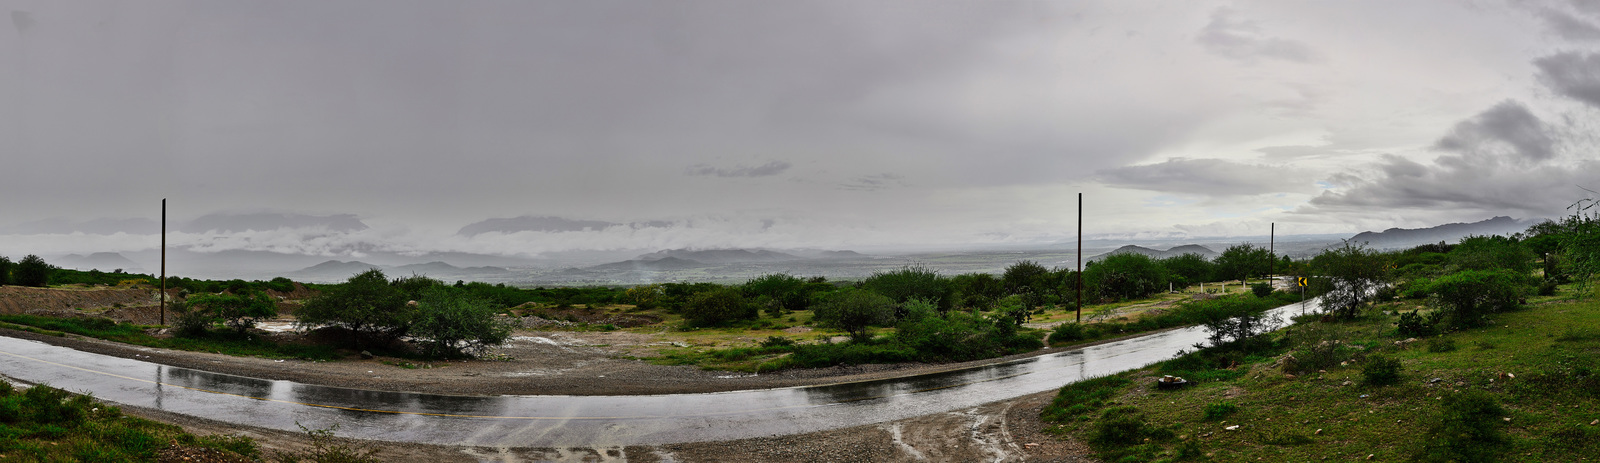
[1076,192,1083,324]
[1270,222,1275,277]
[160,199,166,326]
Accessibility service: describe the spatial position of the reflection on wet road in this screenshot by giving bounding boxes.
[0,301,1315,446]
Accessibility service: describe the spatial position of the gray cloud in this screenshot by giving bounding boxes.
[1536,7,1600,40]
[1196,7,1318,63]
[1536,51,1600,108]
[1434,100,1555,163]
[1303,99,1581,219]
[1097,158,1308,196]
[685,161,792,178]
[836,173,905,191]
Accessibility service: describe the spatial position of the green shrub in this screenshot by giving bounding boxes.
[295,269,412,348]
[682,287,757,327]
[1426,337,1457,353]
[811,289,894,341]
[861,265,953,312]
[1251,282,1273,298]
[1413,391,1507,462]
[16,254,50,287]
[759,335,795,348]
[1084,253,1169,302]
[1427,269,1528,328]
[1050,323,1088,345]
[1362,355,1402,386]
[1091,406,1174,446]
[410,288,514,358]
[1396,310,1444,337]
[1202,401,1238,421]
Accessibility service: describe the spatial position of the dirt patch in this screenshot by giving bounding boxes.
[0,285,165,316]
[510,304,661,328]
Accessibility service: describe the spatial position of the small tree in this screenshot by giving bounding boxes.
[295,269,411,347]
[187,290,277,334]
[1311,241,1387,319]
[1084,253,1169,302]
[742,273,811,315]
[1215,244,1274,281]
[681,287,755,326]
[0,255,12,286]
[410,288,514,358]
[1159,253,1215,287]
[812,289,895,341]
[1001,260,1052,296]
[15,254,50,287]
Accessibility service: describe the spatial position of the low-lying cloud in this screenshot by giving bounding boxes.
[1097,158,1309,196]
[684,161,793,178]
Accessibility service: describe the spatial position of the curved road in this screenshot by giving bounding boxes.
[0,301,1315,447]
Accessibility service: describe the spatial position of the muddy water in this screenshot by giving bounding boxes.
[0,300,1317,447]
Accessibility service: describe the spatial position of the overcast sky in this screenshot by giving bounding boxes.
[2,0,1598,258]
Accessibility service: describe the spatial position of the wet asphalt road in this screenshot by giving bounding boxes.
[0,300,1315,447]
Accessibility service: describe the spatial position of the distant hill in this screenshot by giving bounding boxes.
[634,249,802,264]
[588,256,707,272]
[1348,216,1536,250]
[288,260,521,283]
[52,252,146,273]
[1091,244,1217,261]
[289,260,384,279]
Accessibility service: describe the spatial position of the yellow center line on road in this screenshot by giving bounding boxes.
[0,346,1033,421]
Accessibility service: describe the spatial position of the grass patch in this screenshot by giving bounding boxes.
[1040,282,1600,462]
[0,382,260,461]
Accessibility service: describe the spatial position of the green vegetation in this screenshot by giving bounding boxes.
[1041,219,1600,462]
[0,382,260,462]
[184,289,279,334]
[1214,243,1275,281]
[15,254,49,288]
[0,255,12,286]
[1085,253,1170,302]
[0,314,338,360]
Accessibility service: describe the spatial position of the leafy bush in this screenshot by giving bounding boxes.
[1041,375,1132,424]
[16,254,50,287]
[681,287,756,327]
[185,290,277,334]
[1091,406,1174,445]
[295,269,412,347]
[1362,355,1402,386]
[758,335,794,348]
[1250,282,1273,298]
[811,289,894,341]
[1159,253,1215,288]
[1413,391,1507,462]
[1084,253,1169,302]
[1215,243,1275,281]
[1001,260,1054,296]
[1426,269,1528,328]
[1396,310,1443,337]
[0,255,11,286]
[742,273,811,316]
[410,288,514,358]
[861,265,952,312]
[1050,323,1088,345]
[1202,401,1238,421]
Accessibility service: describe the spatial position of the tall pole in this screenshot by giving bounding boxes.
[1076,192,1083,324]
[160,199,166,326]
[1270,222,1275,277]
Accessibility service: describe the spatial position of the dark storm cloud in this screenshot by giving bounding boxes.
[684,161,792,178]
[1195,7,1318,63]
[1303,100,1578,218]
[1096,158,1308,196]
[1434,100,1555,162]
[1536,51,1600,108]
